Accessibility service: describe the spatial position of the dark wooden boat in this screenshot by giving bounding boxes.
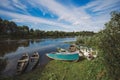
[16,53,29,74]
[30,52,39,70]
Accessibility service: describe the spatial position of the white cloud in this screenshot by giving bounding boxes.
[27,0,93,27]
[12,0,27,11]
[0,0,15,10]
[0,10,76,31]
[0,0,119,32]
[27,0,117,31]
[84,0,120,14]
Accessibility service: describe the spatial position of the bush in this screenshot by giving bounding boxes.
[99,11,120,80]
[76,11,120,80]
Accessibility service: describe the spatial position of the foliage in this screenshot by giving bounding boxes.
[0,18,95,39]
[38,58,109,80]
[75,11,120,80]
[76,36,92,45]
[98,11,120,80]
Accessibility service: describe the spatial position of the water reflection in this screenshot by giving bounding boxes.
[0,40,29,57]
[0,58,7,75]
[0,38,76,76]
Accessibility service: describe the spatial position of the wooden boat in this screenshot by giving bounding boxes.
[69,44,77,52]
[57,47,67,52]
[57,44,84,57]
[80,48,98,60]
[57,44,78,52]
[29,52,40,70]
[16,53,29,74]
[46,52,79,61]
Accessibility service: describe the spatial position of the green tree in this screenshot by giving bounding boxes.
[9,21,17,34]
[22,25,29,34]
[30,28,34,35]
[99,11,120,80]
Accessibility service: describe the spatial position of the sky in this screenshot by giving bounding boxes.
[0,0,120,32]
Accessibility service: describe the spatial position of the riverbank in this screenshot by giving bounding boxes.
[1,53,110,80]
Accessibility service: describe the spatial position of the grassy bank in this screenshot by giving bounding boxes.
[1,53,110,80]
[39,57,109,80]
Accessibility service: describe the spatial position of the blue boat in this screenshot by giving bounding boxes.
[46,52,79,61]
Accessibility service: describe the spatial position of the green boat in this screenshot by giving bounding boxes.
[46,52,79,61]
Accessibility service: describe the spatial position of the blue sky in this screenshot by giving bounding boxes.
[0,0,120,32]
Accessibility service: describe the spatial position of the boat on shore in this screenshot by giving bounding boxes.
[16,53,29,74]
[79,47,98,60]
[29,52,40,70]
[46,52,79,61]
[57,44,84,57]
[57,47,67,52]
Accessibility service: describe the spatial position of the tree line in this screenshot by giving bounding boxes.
[0,18,95,39]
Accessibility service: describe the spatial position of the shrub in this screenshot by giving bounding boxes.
[99,11,120,80]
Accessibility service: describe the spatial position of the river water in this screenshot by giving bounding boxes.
[0,37,76,76]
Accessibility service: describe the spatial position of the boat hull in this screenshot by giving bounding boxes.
[16,54,29,74]
[30,52,40,70]
[46,53,79,61]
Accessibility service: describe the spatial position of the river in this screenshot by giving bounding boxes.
[0,37,76,76]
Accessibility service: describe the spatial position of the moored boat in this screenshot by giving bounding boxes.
[46,52,79,61]
[80,48,98,60]
[57,44,84,57]
[57,47,67,52]
[16,53,29,74]
[29,52,40,70]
